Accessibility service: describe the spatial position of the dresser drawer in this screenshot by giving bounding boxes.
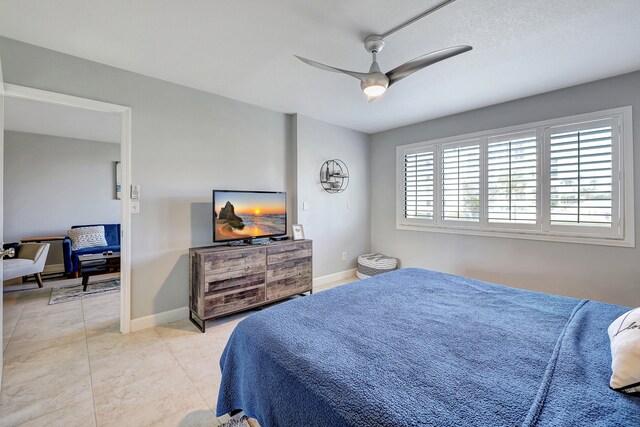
[203,247,265,275]
[204,285,266,318]
[205,272,265,296]
[267,274,312,301]
[267,257,312,282]
[266,241,312,264]
[204,262,265,284]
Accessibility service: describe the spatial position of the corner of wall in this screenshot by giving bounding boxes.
[286,113,298,227]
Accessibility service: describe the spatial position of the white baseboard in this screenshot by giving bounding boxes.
[129,270,356,332]
[130,306,189,332]
[313,268,357,287]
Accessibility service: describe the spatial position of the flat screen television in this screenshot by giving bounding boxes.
[213,190,287,242]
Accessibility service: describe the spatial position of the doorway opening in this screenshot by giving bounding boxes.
[2,84,132,334]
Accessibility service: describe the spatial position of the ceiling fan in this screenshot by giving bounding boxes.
[294,0,472,101]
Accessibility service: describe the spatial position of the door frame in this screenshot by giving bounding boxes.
[4,83,133,333]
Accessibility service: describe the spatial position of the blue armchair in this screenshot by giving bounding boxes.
[63,224,121,276]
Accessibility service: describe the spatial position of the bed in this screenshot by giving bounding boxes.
[216,268,640,426]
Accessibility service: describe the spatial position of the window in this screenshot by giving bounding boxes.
[549,120,615,230]
[441,143,480,222]
[403,150,434,221]
[396,107,634,247]
[487,132,538,226]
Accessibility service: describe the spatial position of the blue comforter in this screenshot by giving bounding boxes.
[216,268,640,426]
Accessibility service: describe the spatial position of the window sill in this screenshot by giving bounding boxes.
[396,223,635,248]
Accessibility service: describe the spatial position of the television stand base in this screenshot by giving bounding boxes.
[250,237,271,245]
[228,237,272,246]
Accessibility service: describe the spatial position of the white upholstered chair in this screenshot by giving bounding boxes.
[3,243,50,287]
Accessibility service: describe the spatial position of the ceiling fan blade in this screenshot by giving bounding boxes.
[294,55,370,82]
[386,45,472,86]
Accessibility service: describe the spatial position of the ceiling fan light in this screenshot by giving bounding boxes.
[363,84,386,97]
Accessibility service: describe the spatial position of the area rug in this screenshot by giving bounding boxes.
[220,417,251,427]
[49,279,120,305]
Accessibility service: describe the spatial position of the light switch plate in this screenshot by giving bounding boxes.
[131,201,140,214]
[303,201,309,210]
[131,184,140,199]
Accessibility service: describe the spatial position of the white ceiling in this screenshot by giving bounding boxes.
[4,96,121,143]
[0,0,639,134]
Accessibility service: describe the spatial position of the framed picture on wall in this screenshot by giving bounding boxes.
[292,224,305,240]
[115,161,122,200]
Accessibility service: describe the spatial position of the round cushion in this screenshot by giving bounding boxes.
[356,253,397,279]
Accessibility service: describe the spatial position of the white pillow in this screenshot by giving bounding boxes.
[608,307,640,394]
[68,226,108,251]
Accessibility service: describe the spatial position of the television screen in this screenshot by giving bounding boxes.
[213,190,286,242]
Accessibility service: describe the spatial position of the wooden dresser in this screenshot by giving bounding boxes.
[189,240,312,332]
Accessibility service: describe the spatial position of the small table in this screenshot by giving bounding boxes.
[77,252,121,291]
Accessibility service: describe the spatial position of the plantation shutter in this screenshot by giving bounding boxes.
[441,143,480,222]
[403,150,434,219]
[487,132,538,224]
[549,121,615,228]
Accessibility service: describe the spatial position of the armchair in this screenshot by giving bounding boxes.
[3,243,50,287]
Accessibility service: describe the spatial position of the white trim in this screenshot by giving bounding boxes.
[397,223,634,247]
[620,106,635,247]
[396,106,634,248]
[1,53,5,389]
[4,84,134,333]
[131,306,189,332]
[131,271,359,331]
[313,268,357,287]
[119,108,132,334]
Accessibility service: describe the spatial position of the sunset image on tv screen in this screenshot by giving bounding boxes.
[213,191,286,241]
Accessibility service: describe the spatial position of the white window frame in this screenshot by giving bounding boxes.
[396,106,634,248]
[439,139,482,228]
[544,117,620,238]
[401,146,436,227]
[485,129,540,232]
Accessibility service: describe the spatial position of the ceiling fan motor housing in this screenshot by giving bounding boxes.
[361,59,389,92]
[362,35,389,93]
[364,35,385,53]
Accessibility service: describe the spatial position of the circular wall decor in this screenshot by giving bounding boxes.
[320,159,349,193]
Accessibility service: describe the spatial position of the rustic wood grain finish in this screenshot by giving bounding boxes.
[204,248,265,274]
[204,264,265,283]
[189,251,201,316]
[204,286,266,318]
[205,272,265,296]
[267,274,312,301]
[267,248,312,264]
[266,241,311,255]
[190,240,313,331]
[266,257,312,281]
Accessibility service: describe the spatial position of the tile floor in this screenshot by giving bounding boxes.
[1,275,356,426]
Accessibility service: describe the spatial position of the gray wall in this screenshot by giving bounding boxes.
[3,131,121,266]
[371,71,640,307]
[0,37,288,319]
[294,115,370,277]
